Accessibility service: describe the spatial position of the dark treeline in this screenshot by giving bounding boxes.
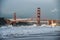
[0,17,7,26]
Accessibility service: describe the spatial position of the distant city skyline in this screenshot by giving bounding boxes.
[0,0,60,20]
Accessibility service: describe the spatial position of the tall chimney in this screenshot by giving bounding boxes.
[36,8,40,25]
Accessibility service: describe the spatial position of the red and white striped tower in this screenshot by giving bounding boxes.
[36,8,40,25]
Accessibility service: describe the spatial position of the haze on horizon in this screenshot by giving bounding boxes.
[0,0,60,20]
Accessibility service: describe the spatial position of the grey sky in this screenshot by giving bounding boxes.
[0,0,60,20]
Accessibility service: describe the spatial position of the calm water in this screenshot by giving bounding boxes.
[0,25,60,40]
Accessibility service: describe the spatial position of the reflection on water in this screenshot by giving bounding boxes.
[0,25,60,40]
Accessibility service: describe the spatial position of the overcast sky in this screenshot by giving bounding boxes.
[0,0,60,20]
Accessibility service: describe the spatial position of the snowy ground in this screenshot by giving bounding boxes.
[0,25,60,40]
